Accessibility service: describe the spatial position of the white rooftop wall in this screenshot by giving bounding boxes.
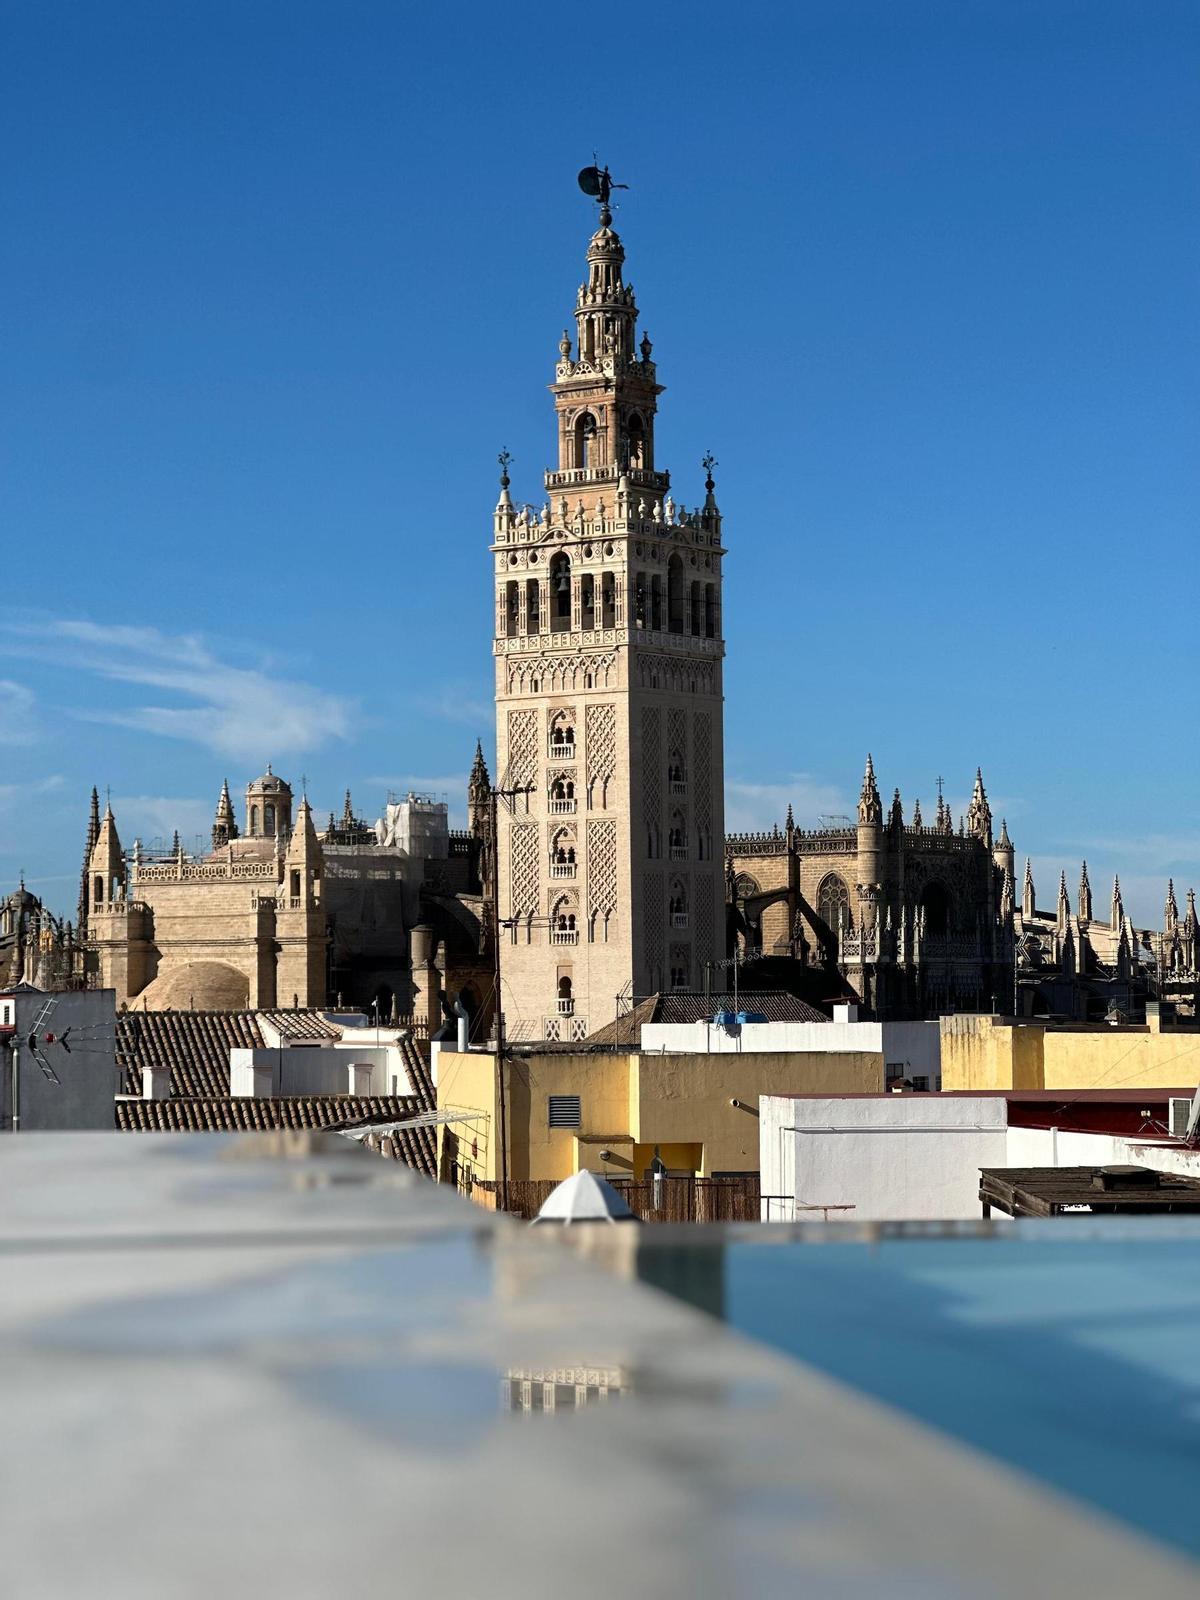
[641,1018,940,1085]
[760,1094,1008,1222]
[229,1044,413,1099]
[760,1097,1200,1222]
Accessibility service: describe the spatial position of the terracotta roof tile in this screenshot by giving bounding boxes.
[116,1010,265,1096]
[584,990,826,1047]
[114,1094,437,1178]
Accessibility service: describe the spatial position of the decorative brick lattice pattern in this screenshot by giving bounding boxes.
[510,822,539,918]
[693,712,712,842]
[644,870,664,991]
[587,820,618,915]
[695,873,715,966]
[670,942,691,985]
[667,707,687,767]
[585,703,616,785]
[642,707,661,851]
[506,709,538,791]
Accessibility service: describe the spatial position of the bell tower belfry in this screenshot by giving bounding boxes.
[492,176,726,1040]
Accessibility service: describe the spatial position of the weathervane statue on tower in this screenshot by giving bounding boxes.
[577,159,628,221]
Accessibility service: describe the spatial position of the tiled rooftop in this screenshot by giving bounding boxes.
[114,1094,437,1175]
[116,1009,264,1096]
[585,989,827,1048]
[259,1009,343,1040]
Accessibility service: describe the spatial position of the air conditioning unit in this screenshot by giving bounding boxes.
[1169,1096,1196,1140]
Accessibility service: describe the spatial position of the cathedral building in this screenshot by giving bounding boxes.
[80,775,491,1022]
[727,760,1197,1023]
[727,761,1011,1018]
[492,191,726,1041]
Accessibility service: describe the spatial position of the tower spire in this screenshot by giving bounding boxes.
[490,173,726,1027]
[78,785,101,933]
[212,778,238,850]
[1078,860,1092,921]
[966,766,992,844]
[1165,877,1179,932]
[857,754,882,825]
[1022,857,1036,919]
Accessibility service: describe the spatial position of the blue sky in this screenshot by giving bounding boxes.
[2,0,1197,926]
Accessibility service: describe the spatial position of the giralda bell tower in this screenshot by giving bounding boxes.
[492,171,726,1041]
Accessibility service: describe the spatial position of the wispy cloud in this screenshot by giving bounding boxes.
[0,619,354,763]
[0,774,64,816]
[110,794,214,847]
[415,683,492,730]
[725,772,850,833]
[0,680,38,745]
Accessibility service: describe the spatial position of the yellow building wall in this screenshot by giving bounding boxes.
[1041,1023,1200,1092]
[939,1016,1046,1091]
[940,1012,1200,1094]
[435,1046,500,1186]
[435,1044,883,1186]
[634,1052,881,1176]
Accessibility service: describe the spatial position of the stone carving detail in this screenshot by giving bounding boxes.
[507,709,538,791]
[644,870,664,991]
[509,821,539,918]
[585,703,616,786]
[637,653,716,696]
[587,820,618,915]
[667,707,687,768]
[695,873,715,966]
[507,652,616,695]
[670,942,690,985]
[642,707,661,855]
[693,712,712,850]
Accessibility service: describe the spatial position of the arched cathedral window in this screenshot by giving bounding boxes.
[817,874,852,932]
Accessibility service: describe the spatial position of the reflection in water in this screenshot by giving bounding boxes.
[635,1239,726,1320]
[502,1366,628,1412]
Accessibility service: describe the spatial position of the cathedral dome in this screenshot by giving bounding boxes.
[135,961,250,1012]
[250,766,289,795]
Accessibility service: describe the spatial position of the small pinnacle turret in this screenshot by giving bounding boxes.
[468,739,491,802]
[966,767,992,845]
[78,786,101,934]
[1165,878,1179,931]
[212,778,238,850]
[857,754,882,826]
[1023,857,1036,919]
[1078,860,1092,921]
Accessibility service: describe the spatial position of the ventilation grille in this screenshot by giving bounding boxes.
[548,1094,581,1129]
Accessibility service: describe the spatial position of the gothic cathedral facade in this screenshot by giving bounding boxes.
[493,199,726,1041]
